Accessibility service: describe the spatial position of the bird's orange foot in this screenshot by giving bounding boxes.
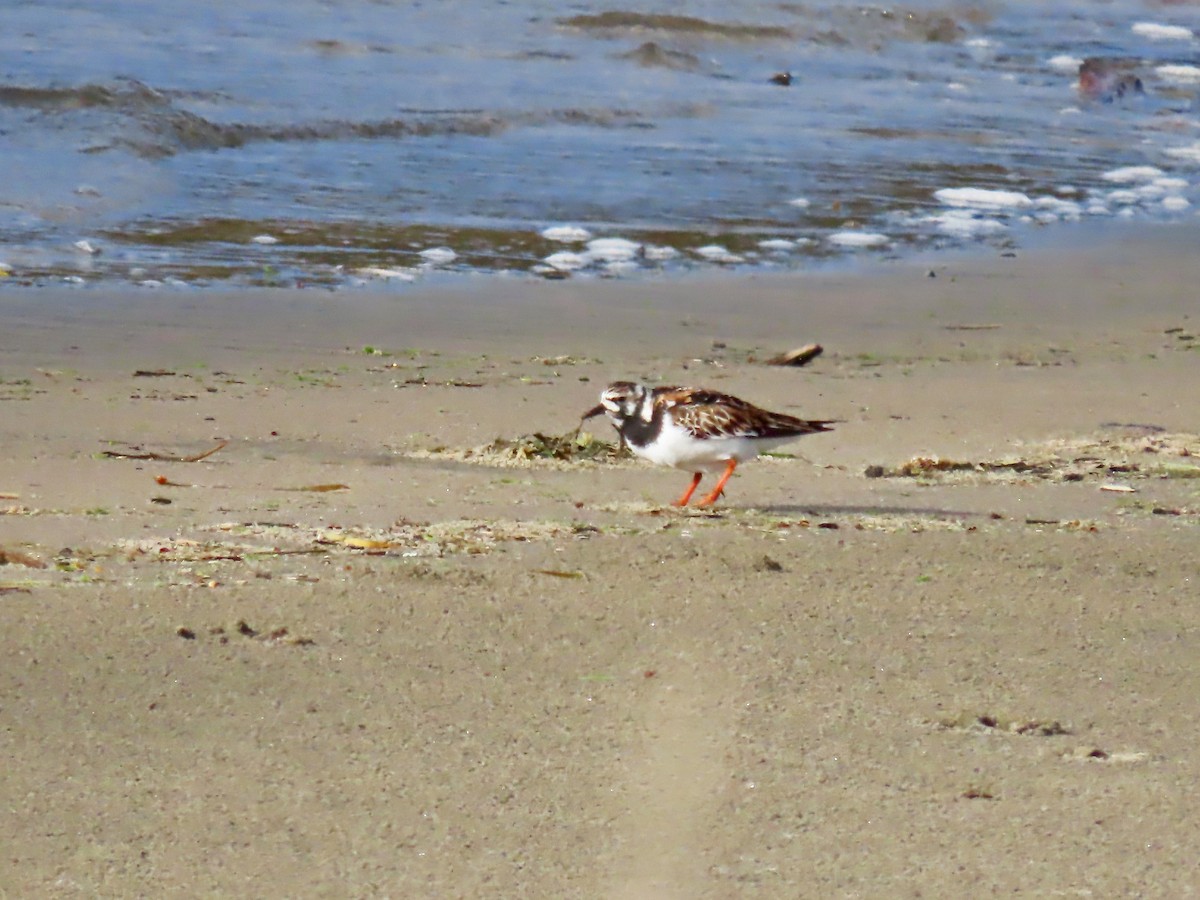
[673,472,703,507]
[695,459,737,507]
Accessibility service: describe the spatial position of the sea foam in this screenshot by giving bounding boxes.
[934,187,1033,209]
[1131,22,1194,41]
[828,232,888,248]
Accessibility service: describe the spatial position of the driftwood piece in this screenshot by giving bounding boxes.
[0,547,47,569]
[765,343,823,367]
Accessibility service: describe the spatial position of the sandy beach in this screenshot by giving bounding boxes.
[3,225,1200,896]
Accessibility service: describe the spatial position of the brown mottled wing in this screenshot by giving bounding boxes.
[655,386,764,415]
[665,388,835,440]
[649,385,691,403]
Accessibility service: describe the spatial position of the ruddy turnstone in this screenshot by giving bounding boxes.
[583,381,834,507]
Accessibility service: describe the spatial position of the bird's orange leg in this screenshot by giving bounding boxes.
[696,459,737,507]
[673,472,703,507]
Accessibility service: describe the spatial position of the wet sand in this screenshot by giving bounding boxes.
[3,225,1200,896]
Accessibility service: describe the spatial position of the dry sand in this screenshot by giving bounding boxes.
[2,225,1200,896]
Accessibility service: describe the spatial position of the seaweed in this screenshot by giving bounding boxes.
[467,429,629,464]
[866,432,1200,483]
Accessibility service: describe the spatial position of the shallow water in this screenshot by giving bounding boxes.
[2,0,1200,289]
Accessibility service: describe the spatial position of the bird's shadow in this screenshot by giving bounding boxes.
[737,503,988,520]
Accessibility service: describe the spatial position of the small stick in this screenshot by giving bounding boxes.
[276,484,350,492]
[101,440,229,462]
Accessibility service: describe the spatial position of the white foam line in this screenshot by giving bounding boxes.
[1132,22,1194,41]
[828,231,888,248]
[934,187,1033,209]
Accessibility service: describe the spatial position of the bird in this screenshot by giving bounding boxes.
[582,381,835,507]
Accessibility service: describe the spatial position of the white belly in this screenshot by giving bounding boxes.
[631,418,795,472]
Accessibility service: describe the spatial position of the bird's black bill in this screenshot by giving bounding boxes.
[581,403,605,420]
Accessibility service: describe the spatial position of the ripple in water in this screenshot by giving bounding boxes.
[1,0,1199,289]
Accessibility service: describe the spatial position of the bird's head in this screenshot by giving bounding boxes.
[582,381,650,425]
